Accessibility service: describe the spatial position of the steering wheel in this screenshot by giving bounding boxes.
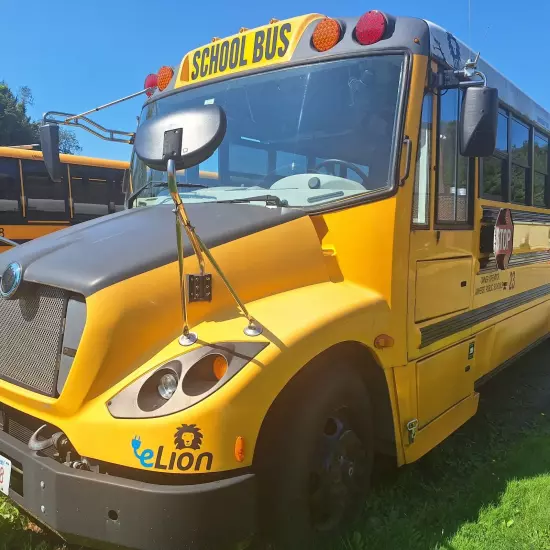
[314,159,369,186]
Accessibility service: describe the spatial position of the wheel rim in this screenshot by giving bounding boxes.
[308,409,368,532]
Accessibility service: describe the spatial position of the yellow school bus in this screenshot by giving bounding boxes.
[0,147,130,252]
[0,10,548,550]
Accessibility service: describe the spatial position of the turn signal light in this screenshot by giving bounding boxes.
[312,17,342,52]
[235,436,245,462]
[144,73,158,97]
[355,10,387,45]
[374,334,394,349]
[157,66,174,92]
[212,355,228,380]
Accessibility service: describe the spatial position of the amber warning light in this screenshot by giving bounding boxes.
[144,66,175,97]
[312,17,343,52]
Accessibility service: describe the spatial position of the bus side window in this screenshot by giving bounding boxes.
[22,160,69,222]
[111,170,126,212]
[412,94,432,226]
[436,88,471,225]
[0,158,24,224]
[481,109,508,202]
[70,166,111,222]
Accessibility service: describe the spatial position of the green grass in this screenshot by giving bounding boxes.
[2,342,550,549]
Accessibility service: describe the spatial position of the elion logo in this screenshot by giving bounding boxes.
[131,424,213,472]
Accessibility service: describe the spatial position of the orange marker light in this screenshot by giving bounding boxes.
[374,334,394,349]
[157,66,174,92]
[312,18,342,52]
[212,355,228,380]
[235,436,245,462]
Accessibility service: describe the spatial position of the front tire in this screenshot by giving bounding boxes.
[257,361,374,549]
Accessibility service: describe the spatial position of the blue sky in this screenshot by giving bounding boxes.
[3,0,549,161]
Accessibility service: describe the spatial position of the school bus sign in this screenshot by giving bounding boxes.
[176,14,322,87]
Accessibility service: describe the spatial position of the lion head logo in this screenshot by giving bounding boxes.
[174,424,203,450]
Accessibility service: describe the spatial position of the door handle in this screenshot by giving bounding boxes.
[399,136,412,186]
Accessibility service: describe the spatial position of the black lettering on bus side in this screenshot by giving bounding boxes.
[278,23,291,56]
[253,30,265,63]
[219,41,230,72]
[200,47,210,78]
[209,43,220,75]
[191,50,201,80]
[265,26,279,60]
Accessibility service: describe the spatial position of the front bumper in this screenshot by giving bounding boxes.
[0,427,257,550]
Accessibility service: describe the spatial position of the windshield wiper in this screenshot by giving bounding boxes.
[217,194,289,207]
[153,181,208,189]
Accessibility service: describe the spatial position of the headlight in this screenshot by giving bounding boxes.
[107,342,267,418]
[158,371,179,400]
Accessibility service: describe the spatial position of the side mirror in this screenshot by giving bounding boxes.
[460,86,499,157]
[40,123,63,182]
[134,104,227,171]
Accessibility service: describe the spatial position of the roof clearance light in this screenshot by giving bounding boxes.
[312,17,342,52]
[157,66,174,92]
[144,73,158,97]
[355,10,387,45]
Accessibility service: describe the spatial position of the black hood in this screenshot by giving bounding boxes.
[0,204,304,297]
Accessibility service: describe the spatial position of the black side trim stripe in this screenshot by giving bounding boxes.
[482,206,550,225]
[479,250,550,273]
[420,283,550,348]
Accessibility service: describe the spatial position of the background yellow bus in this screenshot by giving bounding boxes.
[0,147,130,252]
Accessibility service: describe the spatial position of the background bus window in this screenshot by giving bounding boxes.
[276,152,307,178]
[70,165,123,222]
[534,133,548,207]
[437,88,470,224]
[22,160,69,222]
[0,158,24,224]
[482,109,508,201]
[511,118,529,204]
[413,94,432,226]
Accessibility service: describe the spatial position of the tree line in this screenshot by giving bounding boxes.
[0,81,81,154]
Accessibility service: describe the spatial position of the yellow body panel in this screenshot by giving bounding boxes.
[414,257,472,322]
[416,338,475,427]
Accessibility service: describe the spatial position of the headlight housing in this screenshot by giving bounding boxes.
[107,342,267,418]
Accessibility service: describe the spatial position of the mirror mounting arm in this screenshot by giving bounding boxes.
[42,111,135,144]
[0,236,18,247]
[166,160,262,344]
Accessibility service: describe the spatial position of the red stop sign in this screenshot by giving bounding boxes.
[493,208,514,270]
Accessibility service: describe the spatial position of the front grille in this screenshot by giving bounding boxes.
[0,283,68,396]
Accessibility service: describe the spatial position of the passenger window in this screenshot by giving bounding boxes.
[482,110,508,201]
[0,158,24,223]
[511,119,529,204]
[413,93,432,226]
[534,133,548,207]
[22,160,69,221]
[436,88,470,224]
[70,165,118,222]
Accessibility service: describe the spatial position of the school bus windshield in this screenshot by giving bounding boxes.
[132,54,405,208]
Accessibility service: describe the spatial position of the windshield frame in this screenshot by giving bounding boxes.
[130,49,412,213]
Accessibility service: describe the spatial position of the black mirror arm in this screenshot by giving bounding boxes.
[42,111,135,144]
